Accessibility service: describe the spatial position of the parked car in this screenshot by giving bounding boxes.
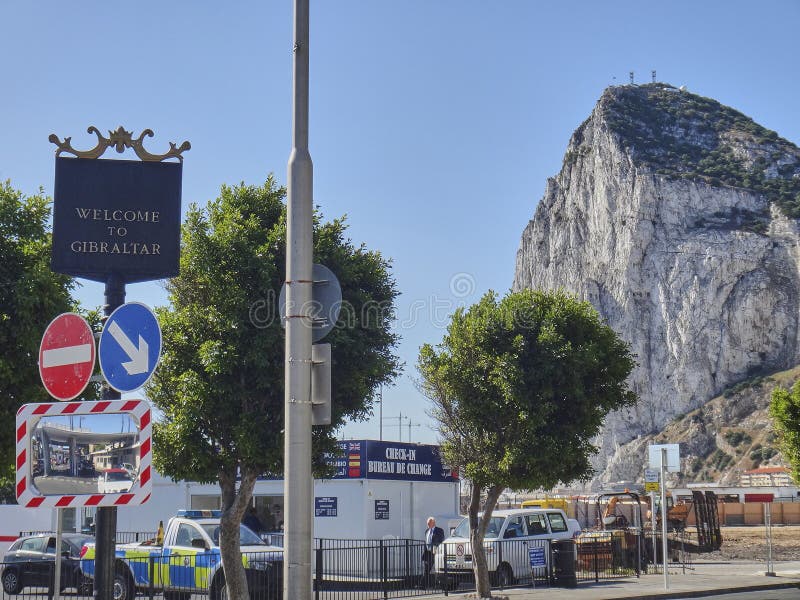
[97,468,134,493]
[434,508,581,588]
[1,533,94,594]
[80,510,282,600]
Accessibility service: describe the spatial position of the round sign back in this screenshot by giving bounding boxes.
[39,313,96,401]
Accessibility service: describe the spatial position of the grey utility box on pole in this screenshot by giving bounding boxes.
[312,343,332,425]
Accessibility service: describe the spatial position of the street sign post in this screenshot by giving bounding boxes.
[49,126,186,600]
[99,302,162,393]
[39,313,96,401]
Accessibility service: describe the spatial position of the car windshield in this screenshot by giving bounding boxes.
[105,471,131,482]
[452,516,505,539]
[200,524,265,546]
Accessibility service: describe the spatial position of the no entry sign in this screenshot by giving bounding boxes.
[39,313,95,401]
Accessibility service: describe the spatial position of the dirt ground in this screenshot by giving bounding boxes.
[703,525,800,561]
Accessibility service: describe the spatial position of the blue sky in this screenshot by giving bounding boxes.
[3,1,799,445]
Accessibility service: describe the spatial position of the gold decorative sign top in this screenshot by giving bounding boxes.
[49,126,191,162]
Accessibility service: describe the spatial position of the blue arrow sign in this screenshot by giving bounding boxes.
[99,302,162,393]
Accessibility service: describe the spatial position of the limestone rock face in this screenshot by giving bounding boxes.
[512,84,800,483]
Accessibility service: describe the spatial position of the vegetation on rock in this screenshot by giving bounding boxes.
[599,83,800,218]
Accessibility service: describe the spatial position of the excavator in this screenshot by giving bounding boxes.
[599,490,722,553]
[573,492,650,573]
[642,493,691,532]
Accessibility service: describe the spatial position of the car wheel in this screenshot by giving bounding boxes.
[1,567,23,594]
[496,563,514,588]
[113,570,133,600]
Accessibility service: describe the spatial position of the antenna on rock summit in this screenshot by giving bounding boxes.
[652,70,656,83]
[629,71,634,85]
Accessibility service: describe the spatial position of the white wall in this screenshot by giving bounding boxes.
[0,472,460,548]
[115,471,189,532]
[0,505,54,552]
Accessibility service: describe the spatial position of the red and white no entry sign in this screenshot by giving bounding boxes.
[38,313,95,401]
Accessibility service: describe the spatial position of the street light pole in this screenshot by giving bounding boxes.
[284,0,313,597]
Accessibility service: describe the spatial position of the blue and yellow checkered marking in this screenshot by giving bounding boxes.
[81,545,223,591]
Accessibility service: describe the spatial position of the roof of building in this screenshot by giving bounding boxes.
[742,466,789,475]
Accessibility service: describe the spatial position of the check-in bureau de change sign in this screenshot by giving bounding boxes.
[52,157,181,283]
[329,440,458,482]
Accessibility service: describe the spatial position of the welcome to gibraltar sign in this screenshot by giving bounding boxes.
[50,127,187,283]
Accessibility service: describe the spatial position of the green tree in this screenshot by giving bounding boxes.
[418,290,636,597]
[770,382,800,484]
[0,181,76,502]
[147,176,399,599]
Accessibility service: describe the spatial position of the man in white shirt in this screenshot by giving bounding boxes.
[421,516,445,587]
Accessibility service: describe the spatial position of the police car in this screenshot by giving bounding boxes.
[80,510,282,600]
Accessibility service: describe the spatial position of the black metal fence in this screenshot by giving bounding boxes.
[1,533,660,599]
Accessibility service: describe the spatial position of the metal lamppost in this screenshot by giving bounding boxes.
[284,0,314,596]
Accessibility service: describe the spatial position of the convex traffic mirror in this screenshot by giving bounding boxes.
[16,400,152,507]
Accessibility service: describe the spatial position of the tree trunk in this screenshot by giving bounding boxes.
[218,467,257,600]
[470,483,504,598]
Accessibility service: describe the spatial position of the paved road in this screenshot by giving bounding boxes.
[694,590,800,599]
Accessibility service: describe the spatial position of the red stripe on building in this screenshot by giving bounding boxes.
[744,493,774,503]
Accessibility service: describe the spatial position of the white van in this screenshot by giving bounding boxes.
[433,508,580,587]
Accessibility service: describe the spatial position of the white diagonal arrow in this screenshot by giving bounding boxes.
[108,321,149,375]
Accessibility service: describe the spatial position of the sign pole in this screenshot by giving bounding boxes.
[650,491,657,566]
[95,275,124,600]
[765,503,775,576]
[47,127,185,600]
[660,448,669,590]
[284,0,314,597]
[53,508,63,600]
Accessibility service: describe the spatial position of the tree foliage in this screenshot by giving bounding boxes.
[770,382,800,484]
[147,176,399,598]
[0,181,76,502]
[418,289,636,597]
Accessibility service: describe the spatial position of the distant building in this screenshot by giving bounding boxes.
[739,466,794,487]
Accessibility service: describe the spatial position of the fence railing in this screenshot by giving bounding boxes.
[0,532,661,599]
[19,530,158,545]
